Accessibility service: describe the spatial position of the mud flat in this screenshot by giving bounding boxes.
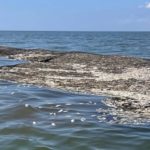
[0,46,150,124]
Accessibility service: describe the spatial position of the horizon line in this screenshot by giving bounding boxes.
[0,30,150,32]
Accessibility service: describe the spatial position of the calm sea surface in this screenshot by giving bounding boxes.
[0,31,150,150]
[0,31,150,58]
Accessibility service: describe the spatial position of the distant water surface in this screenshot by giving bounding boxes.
[0,31,150,58]
[0,31,150,149]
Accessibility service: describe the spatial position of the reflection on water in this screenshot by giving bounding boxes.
[0,81,150,149]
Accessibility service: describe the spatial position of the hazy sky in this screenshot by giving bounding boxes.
[0,0,150,31]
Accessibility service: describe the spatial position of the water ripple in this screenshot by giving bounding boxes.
[0,81,150,149]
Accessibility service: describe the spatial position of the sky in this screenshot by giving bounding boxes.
[0,0,150,31]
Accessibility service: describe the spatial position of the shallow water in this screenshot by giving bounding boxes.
[0,57,25,67]
[0,31,150,149]
[0,81,150,150]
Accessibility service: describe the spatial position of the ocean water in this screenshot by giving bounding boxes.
[0,31,150,150]
[0,31,150,58]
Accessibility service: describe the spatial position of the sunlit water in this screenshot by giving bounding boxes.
[0,31,150,149]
